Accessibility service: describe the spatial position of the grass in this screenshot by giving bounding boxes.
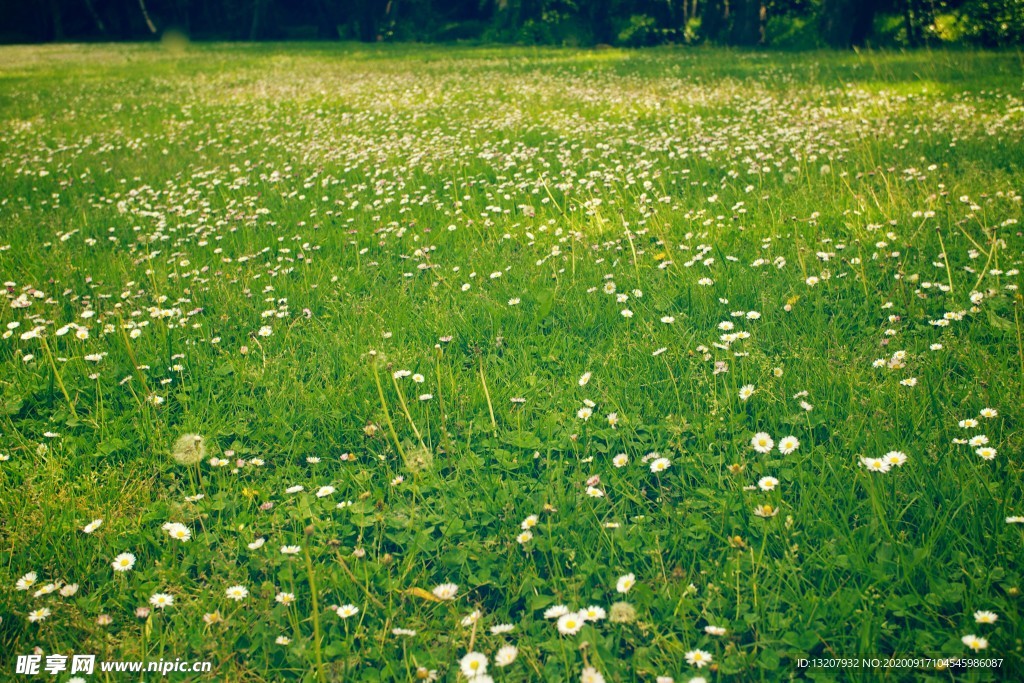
[0,42,1022,682]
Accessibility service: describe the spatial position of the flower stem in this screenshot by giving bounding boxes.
[372,362,406,462]
[40,337,76,417]
[479,357,497,436]
[390,373,424,448]
[303,545,325,682]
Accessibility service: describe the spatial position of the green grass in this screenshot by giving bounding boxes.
[0,42,1022,682]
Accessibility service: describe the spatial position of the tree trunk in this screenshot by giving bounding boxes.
[730,0,761,45]
[314,0,339,40]
[82,0,107,34]
[48,0,64,41]
[250,0,266,40]
[902,0,928,46]
[388,0,400,23]
[109,0,135,39]
[759,1,767,44]
[357,0,379,41]
[589,0,613,44]
[701,0,727,42]
[174,0,190,35]
[849,0,876,46]
[138,0,158,34]
[820,0,877,48]
[493,0,522,34]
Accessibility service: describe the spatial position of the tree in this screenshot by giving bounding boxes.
[586,0,614,44]
[354,0,382,41]
[730,0,765,45]
[819,0,880,47]
[701,0,728,41]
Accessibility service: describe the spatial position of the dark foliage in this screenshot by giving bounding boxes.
[1,0,1021,46]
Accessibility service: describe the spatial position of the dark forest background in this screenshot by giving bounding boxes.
[2,0,1022,48]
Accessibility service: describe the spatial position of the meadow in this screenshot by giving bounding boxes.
[0,43,1022,682]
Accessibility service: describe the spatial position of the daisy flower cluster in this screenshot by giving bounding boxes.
[2,45,1022,681]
